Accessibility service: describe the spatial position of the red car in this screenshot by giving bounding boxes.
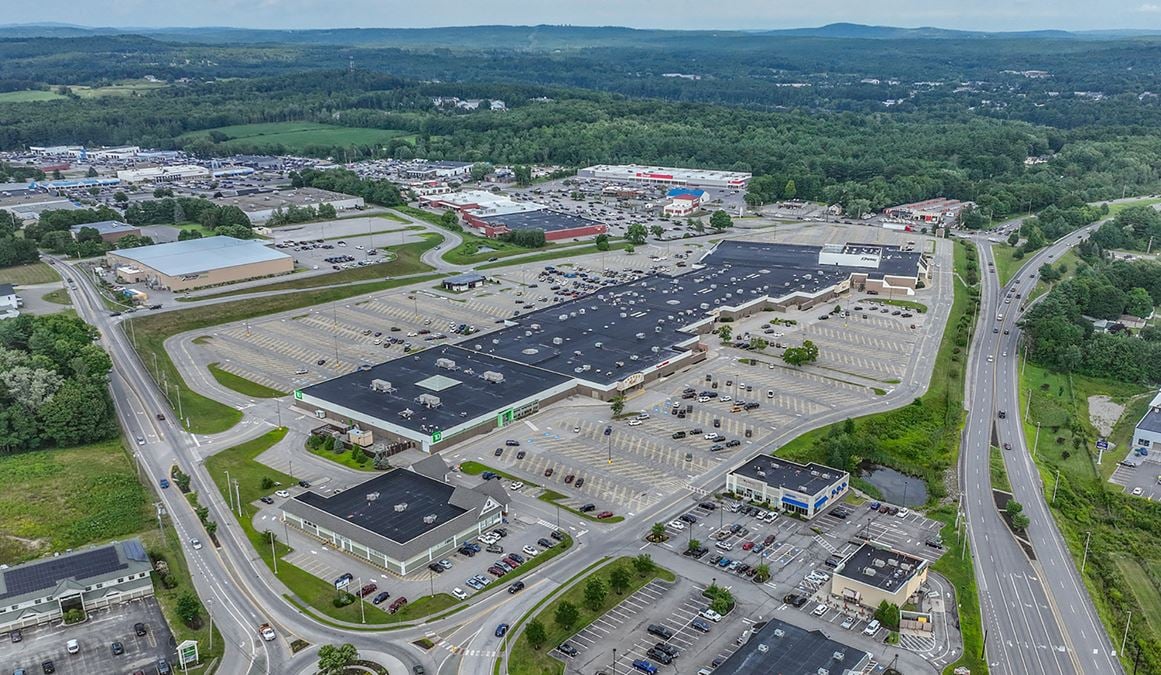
[544,468,554,477]
[596,511,615,519]
[504,556,522,568]
[388,597,408,614]
[488,566,506,577]
[741,541,754,551]
[564,474,575,484]
[763,534,776,546]
[357,583,377,597]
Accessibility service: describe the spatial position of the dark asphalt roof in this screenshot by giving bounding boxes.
[711,617,871,675]
[292,470,465,544]
[0,539,149,603]
[836,543,925,592]
[733,456,847,495]
[445,272,487,285]
[299,345,571,436]
[0,283,14,296]
[476,209,603,233]
[1136,407,1161,435]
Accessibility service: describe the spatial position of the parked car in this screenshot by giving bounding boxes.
[388,597,408,614]
[558,643,579,657]
[372,591,391,604]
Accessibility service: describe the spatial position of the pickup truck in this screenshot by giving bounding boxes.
[258,623,276,641]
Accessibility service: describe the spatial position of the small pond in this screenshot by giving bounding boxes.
[859,463,928,506]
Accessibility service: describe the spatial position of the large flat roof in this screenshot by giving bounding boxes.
[299,345,572,437]
[712,617,871,675]
[836,543,925,592]
[70,220,138,236]
[732,456,847,496]
[292,470,465,544]
[109,236,291,276]
[476,209,603,234]
[1137,407,1161,435]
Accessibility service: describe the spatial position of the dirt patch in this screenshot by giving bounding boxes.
[1088,395,1124,437]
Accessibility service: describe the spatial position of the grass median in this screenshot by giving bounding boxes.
[207,362,285,398]
[125,271,444,433]
[508,556,674,675]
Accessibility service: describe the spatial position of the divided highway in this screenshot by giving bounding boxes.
[963,226,1121,675]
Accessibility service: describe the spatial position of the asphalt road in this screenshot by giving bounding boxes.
[961,225,1122,675]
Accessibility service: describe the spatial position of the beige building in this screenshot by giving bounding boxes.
[831,543,928,612]
[107,236,293,291]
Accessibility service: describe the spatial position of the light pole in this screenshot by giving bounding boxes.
[224,470,234,512]
[1033,422,1041,460]
[1081,531,1092,574]
[1122,610,1132,653]
[613,648,618,675]
[268,531,278,574]
[207,598,213,652]
[1052,468,1061,504]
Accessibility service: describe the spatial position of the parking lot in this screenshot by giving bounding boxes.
[0,598,175,675]
[1109,452,1161,500]
[256,498,569,618]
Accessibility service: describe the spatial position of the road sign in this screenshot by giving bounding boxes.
[1096,438,1109,450]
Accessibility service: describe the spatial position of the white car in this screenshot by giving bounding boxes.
[667,519,686,530]
[509,481,525,491]
[700,608,723,622]
[812,603,828,616]
[1132,486,1143,496]
[522,545,540,557]
[636,413,650,420]
[480,533,499,544]
[719,395,732,403]
[897,508,909,518]
[863,619,881,635]
[66,638,79,654]
[628,419,642,426]
[275,490,290,498]
[451,588,468,600]
[573,426,581,433]
[190,538,202,550]
[772,332,784,338]
[697,396,711,403]
[705,432,718,440]
[840,615,855,629]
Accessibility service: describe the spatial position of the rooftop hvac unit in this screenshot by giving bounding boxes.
[595,341,603,348]
[399,408,414,419]
[578,308,586,314]
[492,338,500,345]
[436,357,457,370]
[531,323,541,330]
[636,332,646,339]
[553,337,564,345]
[651,346,661,353]
[817,669,830,675]
[370,379,393,392]
[773,628,785,638]
[757,469,766,477]
[654,326,663,333]
[757,644,769,653]
[525,331,533,337]
[582,364,591,371]
[833,651,845,662]
[621,312,628,318]
[630,355,640,361]
[558,314,569,321]
[418,393,442,408]
[423,514,438,524]
[366,492,380,501]
[873,558,887,568]
[482,371,504,384]
[863,567,877,577]
[393,503,408,512]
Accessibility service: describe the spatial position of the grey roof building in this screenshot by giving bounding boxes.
[280,456,509,575]
[711,617,872,675]
[727,456,849,519]
[0,539,154,632]
[69,220,140,242]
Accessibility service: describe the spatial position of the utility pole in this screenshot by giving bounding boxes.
[1024,387,1032,421]
[1122,609,1132,653]
[224,471,234,513]
[208,598,213,652]
[276,399,282,428]
[269,531,278,574]
[1052,468,1061,504]
[1081,531,1092,574]
[234,480,242,519]
[1033,422,1041,460]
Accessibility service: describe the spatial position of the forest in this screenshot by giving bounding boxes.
[0,313,117,451]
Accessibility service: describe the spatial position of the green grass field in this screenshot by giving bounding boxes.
[508,558,674,675]
[42,288,71,305]
[181,122,411,153]
[192,233,442,299]
[1107,197,1161,217]
[1113,556,1161,638]
[478,241,630,270]
[307,441,379,472]
[0,262,59,285]
[0,90,65,103]
[991,243,1022,286]
[0,440,153,563]
[207,362,286,398]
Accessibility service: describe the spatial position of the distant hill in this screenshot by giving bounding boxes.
[0,22,1158,49]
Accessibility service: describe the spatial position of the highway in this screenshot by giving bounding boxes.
[962,225,1122,675]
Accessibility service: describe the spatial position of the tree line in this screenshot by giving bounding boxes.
[0,313,117,451]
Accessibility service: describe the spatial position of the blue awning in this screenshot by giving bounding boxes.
[782,495,807,509]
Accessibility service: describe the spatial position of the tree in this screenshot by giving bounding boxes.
[317,202,337,220]
[717,324,732,343]
[610,395,625,417]
[686,538,702,553]
[175,593,201,626]
[85,166,98,178]
[1124,287,1154,318]
[1007,231,1020,246]
[439,209,461,230]
[874,600,901,630]
[649,522,667,542]
[1006,500,1024,517]
[513,165,532,186]
[624,244,635,254]
[1011,512,1031,531]
[625,223,647,245]
[783,339,819,366]
[153,187,174,199]
[709,210,733,231]
[583,577,607,611]
[753,563,771,583]
[113,191,128,204]
[204,520,218,536]
[649,224,665,239]
[609,565,631,595]
[749,336,768,351]
[632,553,655,577]
[525,619,548,650]
[470,162,493,181]
[554,601,579,631]
[783,179,797,200]
[178,229,203,241]
[594,233,610,251]
[317,643,358,675]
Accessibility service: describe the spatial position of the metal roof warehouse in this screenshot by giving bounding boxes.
[106,236,294,291]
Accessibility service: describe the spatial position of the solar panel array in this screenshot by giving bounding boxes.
[0,547,127,601]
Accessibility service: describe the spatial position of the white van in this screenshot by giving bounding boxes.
[863,619,881,635]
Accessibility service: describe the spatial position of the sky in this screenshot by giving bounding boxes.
[4,0,1161,32]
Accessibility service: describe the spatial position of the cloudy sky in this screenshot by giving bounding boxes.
[4,0,1161,32]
